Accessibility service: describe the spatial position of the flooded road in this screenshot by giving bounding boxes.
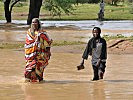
[0,50,133,100]
[0,28,133,43]
[0,20,133,43]
[0,20,133,100]
[0,20,133,30]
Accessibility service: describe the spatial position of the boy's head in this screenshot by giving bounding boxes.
[92,27,101,39]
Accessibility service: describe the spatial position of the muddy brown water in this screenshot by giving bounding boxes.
[0,22,133,100]
[0,49,133,100]
[1,29,133,44]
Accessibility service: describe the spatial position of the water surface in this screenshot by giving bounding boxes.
[0,50,133,100]
[0,20,133,30]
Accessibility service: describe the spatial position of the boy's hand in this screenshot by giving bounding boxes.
[77,59,85,70]
[77,64,85,70]
[96,59,101,67]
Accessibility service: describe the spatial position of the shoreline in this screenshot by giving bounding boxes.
[0,23,133,54]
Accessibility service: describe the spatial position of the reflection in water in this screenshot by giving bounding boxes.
[0,20,133,43]
[0,30,26,42]
[0,20,133,100]
[0,50,133,100]
[105,80,133,83]
[91,82,106,100]
[22,81,106,100]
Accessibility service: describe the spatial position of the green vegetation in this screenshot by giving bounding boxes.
[129,3,133,14]
[0,2,4,12]
[103,34,125,41]
[0,36,132,49]
[43,3,133,20]
[0,1,133,20]
[103,34,133,41]
[74,36,86,39]
[0,41,85,49]
[52,40,85,46]
[44,0,74,17]
[1,35,133,49]
[0,42,24,49]
[105,4,133,20]
[130,36,133,42]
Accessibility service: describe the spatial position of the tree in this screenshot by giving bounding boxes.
[88,0,100,3]
[106,0,121,5]
[129,0,133,13]
[44,0,74,18]
[129,0,133,2]
[76,0,88,4]
[4,0,20,23]
[111,0,119,5]
[27,0,42,25]
[3,0,75,24]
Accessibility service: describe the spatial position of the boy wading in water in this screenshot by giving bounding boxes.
[78,27,107,81]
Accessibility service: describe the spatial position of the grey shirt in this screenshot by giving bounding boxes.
[82,37,107,66]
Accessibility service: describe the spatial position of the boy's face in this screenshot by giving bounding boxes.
[92,28,100,38]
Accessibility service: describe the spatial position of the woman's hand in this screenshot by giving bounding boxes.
[49,39,53,45]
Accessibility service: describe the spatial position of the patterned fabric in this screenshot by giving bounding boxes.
[24,29,51,82]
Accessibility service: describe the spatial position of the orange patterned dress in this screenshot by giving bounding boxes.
[24,29,52,82]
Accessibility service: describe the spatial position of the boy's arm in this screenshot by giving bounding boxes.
[82,39,92,60]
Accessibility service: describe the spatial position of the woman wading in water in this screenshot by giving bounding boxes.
[24,18,52,82]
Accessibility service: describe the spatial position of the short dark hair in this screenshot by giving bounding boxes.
[93,27,101,34]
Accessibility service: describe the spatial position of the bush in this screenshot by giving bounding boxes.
[129,2,133,14]
[88,0,100,3]
[77,0,89,3]
[105,0,121,5]
[128,0,133,3]
[43,0,74,17]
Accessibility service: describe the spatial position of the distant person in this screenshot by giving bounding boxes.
[77,27,107,81]
[24,18,52,82]
[100,0,105,13]
[98,0,105,20]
